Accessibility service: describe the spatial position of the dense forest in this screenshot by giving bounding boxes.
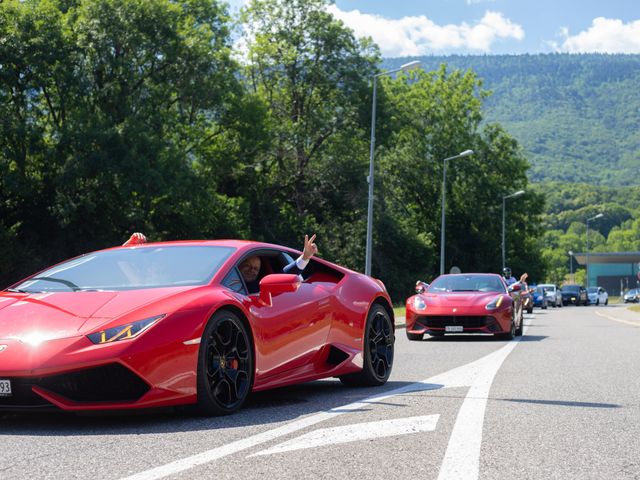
[3,1,638,300]
[0,0,546,301]
[384,54,640,187]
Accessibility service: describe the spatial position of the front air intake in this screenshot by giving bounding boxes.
[37,363,149,403]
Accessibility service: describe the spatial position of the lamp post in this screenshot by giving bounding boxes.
[501,190,525,270]
[568,250,574,283]
[365,60,421,276]
[586,213,604,287]
[439,149,474,276]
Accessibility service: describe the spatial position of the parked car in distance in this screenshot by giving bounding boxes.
[623,288,640,303]
[587,286,608,306]
[532,286,548,309]
[561,284,588,306]
[538,283,562,308]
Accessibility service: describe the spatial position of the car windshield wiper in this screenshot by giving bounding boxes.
[452,289,479,292]
[28,276,82,291]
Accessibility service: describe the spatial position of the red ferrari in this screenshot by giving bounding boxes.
[0,240,394,414]
[405,273,523,340]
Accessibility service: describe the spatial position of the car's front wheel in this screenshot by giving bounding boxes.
[340,304,394,386]
[497,311,516,340]
[197,310,253,415]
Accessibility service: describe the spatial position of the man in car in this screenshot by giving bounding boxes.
[123,232,319,294]
[238,234,318,293]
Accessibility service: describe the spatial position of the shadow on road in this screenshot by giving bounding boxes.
[0,379,434,436]
[423,334,547,342]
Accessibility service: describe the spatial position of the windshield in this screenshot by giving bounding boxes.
[535,286,546,294]
[563,285,580,293]
[428,275,506,293]
[587,287,598,293]
[12,246,235,292]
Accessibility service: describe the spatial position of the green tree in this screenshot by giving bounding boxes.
[240,0,378,264]
[0,0,252,285]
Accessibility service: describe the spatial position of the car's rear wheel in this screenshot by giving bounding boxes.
[340,305,394,387]
[197,310,253,415]
[605,299,608,306]
[406,331,424,341]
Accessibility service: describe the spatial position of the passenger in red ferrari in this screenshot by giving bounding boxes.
[122,232,319,294]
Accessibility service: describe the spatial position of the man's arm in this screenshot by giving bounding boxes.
[283,234,318,274]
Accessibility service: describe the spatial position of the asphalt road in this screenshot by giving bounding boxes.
[1,304,639,480]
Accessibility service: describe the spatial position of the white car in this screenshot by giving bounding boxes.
[538,283,562,307]
[587,286,608,306]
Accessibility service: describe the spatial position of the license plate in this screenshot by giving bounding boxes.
[0,379,11,397]
[445,325,463,332]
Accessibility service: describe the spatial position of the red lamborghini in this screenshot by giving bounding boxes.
[0,240,394,415]
[405,273,523,340]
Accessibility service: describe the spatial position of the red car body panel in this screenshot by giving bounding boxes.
[0,240,392,411]
[405,273,520,336]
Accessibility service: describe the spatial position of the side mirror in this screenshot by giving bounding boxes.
[509,283,521,292]
[415,280,429,294]
[259,274,301,305]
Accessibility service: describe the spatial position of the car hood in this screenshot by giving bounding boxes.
[0,288,192,341]
[422,292,504,307]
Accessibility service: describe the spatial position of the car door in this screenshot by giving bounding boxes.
[229,250,334,381]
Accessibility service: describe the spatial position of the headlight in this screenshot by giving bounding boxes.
[413,296,427,311]
[87,314,165,344]
[485,295,504,310]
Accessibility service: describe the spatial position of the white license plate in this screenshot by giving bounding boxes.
[0,379,11,396]
[445,325,463,332]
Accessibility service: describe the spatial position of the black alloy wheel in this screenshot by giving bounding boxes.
[340,305,394,386]
[197,310,253,415]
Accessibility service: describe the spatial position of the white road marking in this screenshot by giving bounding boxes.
[120,324,528,480]
[437,319,530,480]
[595,310,640,327]
[251,414,439,456]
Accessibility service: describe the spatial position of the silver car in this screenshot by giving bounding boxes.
[538,283,562,307]
[587,286,608,306]
[623,288,639,303]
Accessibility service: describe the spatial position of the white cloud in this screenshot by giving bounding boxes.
[327,6,524,56]
[554,18,640,54]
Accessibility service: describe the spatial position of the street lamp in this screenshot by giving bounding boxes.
[439,149,474,275]
[568,250,574,282]
[501,190,525,270]
[586,213,604,287]
[365,60,421,276]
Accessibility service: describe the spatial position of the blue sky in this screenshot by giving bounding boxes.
[227,0,640,57]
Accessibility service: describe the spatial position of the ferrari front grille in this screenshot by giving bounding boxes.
[417,316,494,329]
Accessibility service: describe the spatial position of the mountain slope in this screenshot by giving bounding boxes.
[383,54,640,186]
